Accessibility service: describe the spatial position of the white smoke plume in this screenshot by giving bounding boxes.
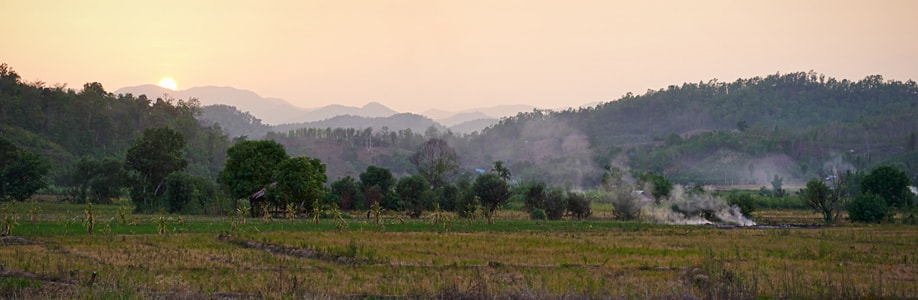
[641,185,756,226]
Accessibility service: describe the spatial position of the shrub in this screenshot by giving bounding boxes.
[566,192,592,219]
[848,193,889,223]
[610,189,641,221]
[542,189,566,220]
[726,193,756,216]
[530,208,547,220]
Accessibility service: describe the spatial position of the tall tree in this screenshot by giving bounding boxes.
[330,176,362,210]
[359,166,397,209]
[491,160,511,181]
[410,138,460,189]
[0,137,49,201]
[270,156,327,210]
[473,173,510,224]
[800,178,841,223]
[861,166,914,210]
[68,157,124,204]
[219,140,289,201]
[397,174,431,218]
[124,127,187,211]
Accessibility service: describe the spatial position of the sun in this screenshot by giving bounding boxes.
[158,77,178,91]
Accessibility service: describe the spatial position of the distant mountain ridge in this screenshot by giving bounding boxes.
[115,85,307,124]
[273,113,447,136]
[116,84,544,135]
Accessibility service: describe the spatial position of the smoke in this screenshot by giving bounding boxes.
[501,116,602,189]
[640,185,756,226]
[822,152,856,175]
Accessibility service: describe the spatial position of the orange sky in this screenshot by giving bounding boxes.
[2,0,916,113]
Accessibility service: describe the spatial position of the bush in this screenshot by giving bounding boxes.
[848,193,889,223]
[609,189,641,221]
[530,208,547,220]
[566,192,592,219]
[726,193,756,216]
[543,189,566,220]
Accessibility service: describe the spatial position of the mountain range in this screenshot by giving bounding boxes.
[114,85,538,135]
[5,65,918,189]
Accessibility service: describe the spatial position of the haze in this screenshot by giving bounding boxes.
[3,0,915,113]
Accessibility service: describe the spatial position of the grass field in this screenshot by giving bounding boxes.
[1,201,916,299]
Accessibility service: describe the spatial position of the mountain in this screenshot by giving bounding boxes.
[115,85,308,125]
[424,104,537,131]
[6,63,918,191]
[448,118,500,134]
[464,72,918,187]
[198,104,271,139]
[438,112,492,127]
[292,102,398,123]
[272,113,446,135]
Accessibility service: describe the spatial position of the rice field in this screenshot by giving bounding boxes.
[1,201,916,299]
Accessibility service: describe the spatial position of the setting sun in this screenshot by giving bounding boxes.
[158,77,177,91]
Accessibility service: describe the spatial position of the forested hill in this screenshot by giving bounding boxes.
[468,72,918,187]
[0,64,229,182]
[2,62,916,190]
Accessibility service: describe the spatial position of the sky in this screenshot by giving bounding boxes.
[2,0,916,113]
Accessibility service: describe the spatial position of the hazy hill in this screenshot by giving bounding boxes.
[115,85,307,125]
[292,102,398,123]
[438,112,491,127]
[466,72,918,187]
[425,104,537,125]
[448,118,500,134]
[272,113,446,135]
[198,105,271,139]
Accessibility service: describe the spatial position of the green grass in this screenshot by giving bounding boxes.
[1,201,917,299]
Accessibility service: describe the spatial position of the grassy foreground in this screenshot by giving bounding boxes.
[1,202,916,299]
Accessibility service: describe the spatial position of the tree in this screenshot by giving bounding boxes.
[270,156,327,210]
[770,175,786,197]
[410,138,460,189]
[523,183,565,220]
[638,172,672,200]
[800,178,841,223]
[566,192,592,219]
[436,183,460,212]
[0,137,49,201]
[330,176,362,210]
[396,174,431,218]
[359,166,397,209]
[161,172,195,213]
[491,160,511,181]
[848,193,889,223]
[124,127,188,211]
[861,166,913,210]
[68,157,124,204]
[473,173,510,224]
[219,140,289,208]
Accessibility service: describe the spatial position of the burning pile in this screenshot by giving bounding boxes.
[642,185,756,226]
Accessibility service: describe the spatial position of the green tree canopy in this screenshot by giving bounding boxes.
[473,173,510,224]
[125,127,188,211]
[270,156,327,209]
[0,137,49,201]
[68,157,124,204]
[861,166,913,209]
[848,192,890,223]
[396,174,431,218]
[330,176,362,210]
[219,140,289,200]
[638,172,673,200]
[359,166,397,209]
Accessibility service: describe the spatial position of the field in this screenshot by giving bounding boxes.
[1,201,917,299]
